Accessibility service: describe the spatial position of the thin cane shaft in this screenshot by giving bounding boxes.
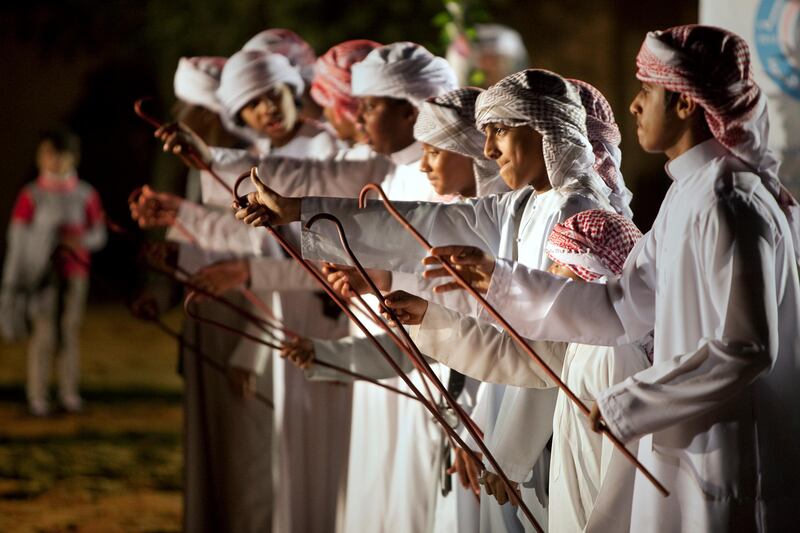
[305,214,461,410]
[312,360,420,401]
[184,293,283,350]
[359,183,670,498]
[349,291,437,404]
[145,258,284,338]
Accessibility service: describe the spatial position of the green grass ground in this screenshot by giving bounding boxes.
[0,304,185,533]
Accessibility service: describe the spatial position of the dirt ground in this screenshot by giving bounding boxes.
[0,304,185,533]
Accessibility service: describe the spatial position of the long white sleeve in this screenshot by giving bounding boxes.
[410,302,567,389]
[258,145,395,198]
[480,233,656,347]
[597,191,779,442]
[301,189,529,275]
[202,149,259,206]
[390,271,478,316]
[205,145,395,205]
[247,257,321,292]
[171,200,275,257]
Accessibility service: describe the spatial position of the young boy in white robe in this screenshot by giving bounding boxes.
[414,25,800,532]
[223,44,461,533]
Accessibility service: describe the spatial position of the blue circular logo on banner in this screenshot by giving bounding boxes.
[756,0,800,99]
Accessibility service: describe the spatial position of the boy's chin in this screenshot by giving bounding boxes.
[636,131,662,154]
[499,169,524,190]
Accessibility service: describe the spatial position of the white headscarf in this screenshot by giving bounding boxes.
[173,56,226,113]
[413,87,505,196]
[351,42,458,107]
[475,69,611,204]
[216,49,304,120]
[242,28,317,85]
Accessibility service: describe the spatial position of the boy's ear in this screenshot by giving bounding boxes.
[675,93,701,120]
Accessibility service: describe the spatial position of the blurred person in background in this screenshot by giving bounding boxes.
[1,128,106,416]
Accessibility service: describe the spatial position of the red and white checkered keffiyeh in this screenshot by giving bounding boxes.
[173,56,227,114]
[569,79,633,218]
[637,25,800,262]
[243,28,317,85]
[546,209,642,282]
[309,40,381,124]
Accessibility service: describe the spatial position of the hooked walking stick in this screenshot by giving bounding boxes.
[305,213,541,530]
[359,183,670,498]
[128,186,421,403]
[139,240,289,338]
[127,182,290,336]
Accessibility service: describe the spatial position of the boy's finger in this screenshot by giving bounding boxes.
[433,281,463,293]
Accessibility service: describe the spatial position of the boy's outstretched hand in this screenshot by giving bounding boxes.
[154,122,212,167]
[233,168,301,227]
[381,290,429,326]
[281,337,315,370]
[323,262,392,299]
[421,245,496,294]
[189,259,250,300]
[129,185,182,228]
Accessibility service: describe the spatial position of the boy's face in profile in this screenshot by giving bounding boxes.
[419,143,475,197]
[483,124,548,191]
[629,82,684,154]
[36,140,75,176]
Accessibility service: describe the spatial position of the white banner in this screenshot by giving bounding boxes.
[700,0,800,195]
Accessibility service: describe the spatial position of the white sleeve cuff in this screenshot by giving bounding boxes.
[478,258,513,324]
[596,378,636,443]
